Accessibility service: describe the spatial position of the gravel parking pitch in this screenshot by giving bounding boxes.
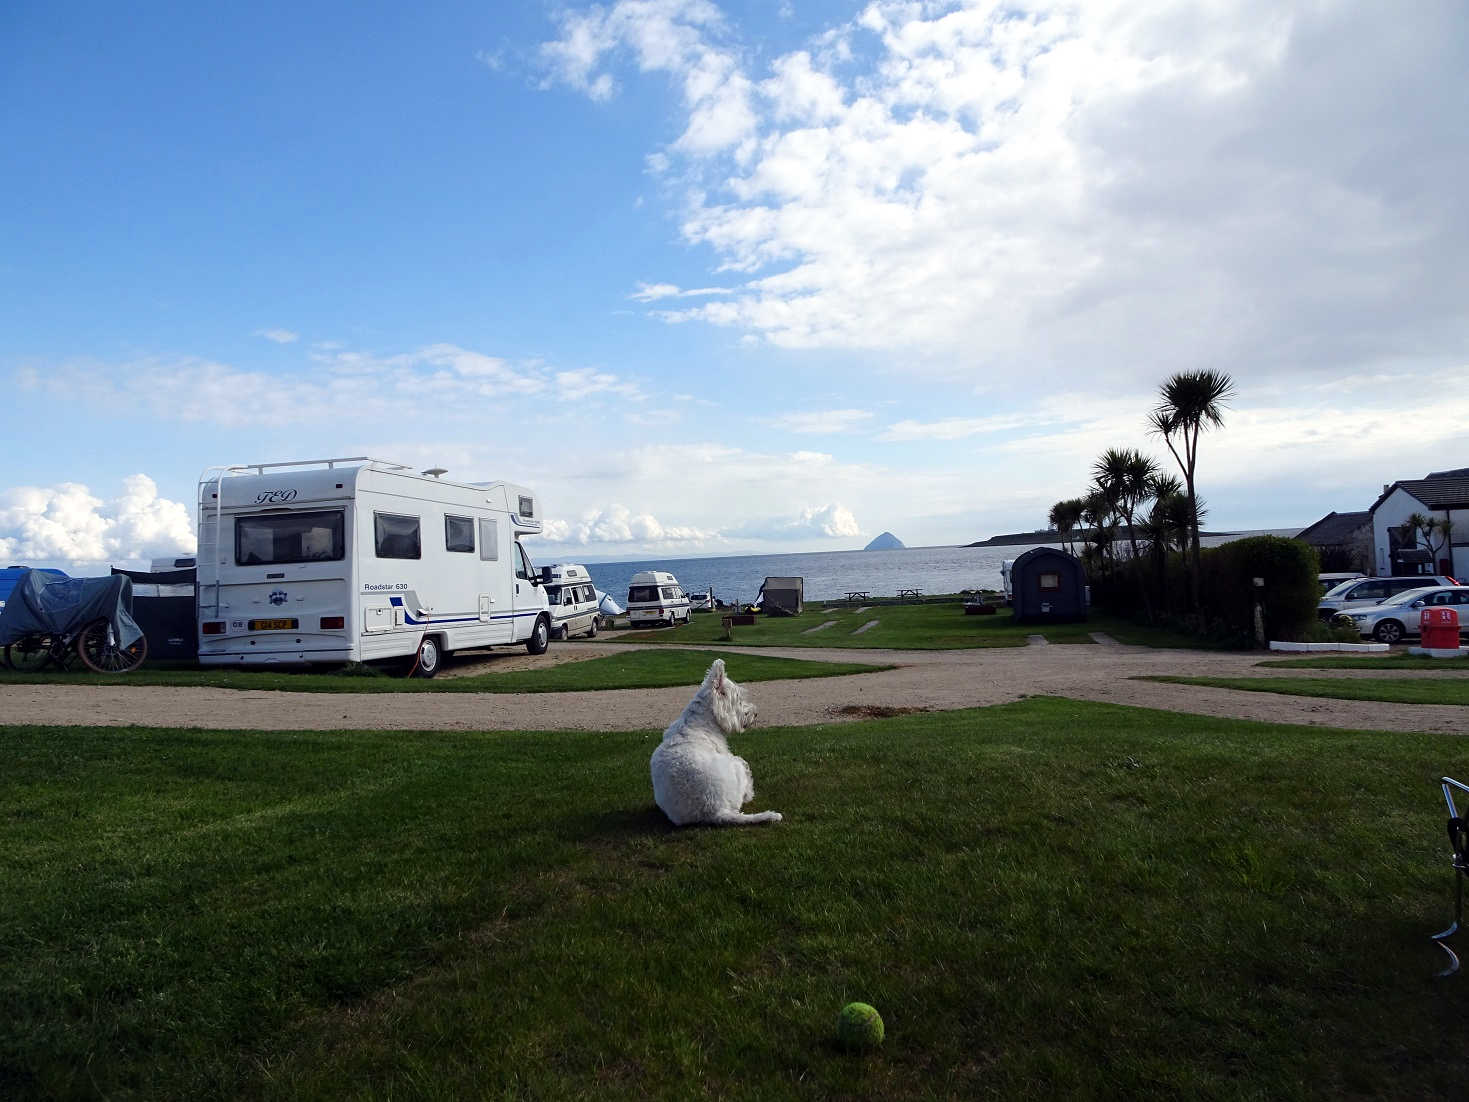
[2,639,1466,734]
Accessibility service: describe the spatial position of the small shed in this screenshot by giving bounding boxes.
[761,576,804,616]
[1009,548,1087,624]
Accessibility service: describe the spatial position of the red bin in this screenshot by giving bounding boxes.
[1421,606,1460,650]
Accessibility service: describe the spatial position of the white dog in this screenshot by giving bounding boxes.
[650,658,783,827]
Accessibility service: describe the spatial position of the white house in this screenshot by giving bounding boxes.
[1367,467,1469,579]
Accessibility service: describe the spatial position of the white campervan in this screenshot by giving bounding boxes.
[626,570,690,628]
[542,562,601,640]
[196,457,552,676]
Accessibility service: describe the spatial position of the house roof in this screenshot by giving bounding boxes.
[1371,478,1469,514]
[1297,510,1370,546]
[1428,467,1469,479]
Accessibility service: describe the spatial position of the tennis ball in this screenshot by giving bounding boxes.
[836,1001,884,1050]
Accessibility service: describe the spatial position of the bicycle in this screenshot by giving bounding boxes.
[2,618,148,674]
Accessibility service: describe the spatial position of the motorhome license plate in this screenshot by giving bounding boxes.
[248,618,298,631]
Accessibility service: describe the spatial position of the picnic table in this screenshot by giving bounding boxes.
[844,591,869,602]
[897,588,922,602]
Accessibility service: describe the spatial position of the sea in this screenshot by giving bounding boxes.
[562,530,1303,606]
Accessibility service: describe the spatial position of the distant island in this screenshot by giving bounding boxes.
[864,531,905,551]
[968,527,1278,548]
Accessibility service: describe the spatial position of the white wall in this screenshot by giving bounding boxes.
[1372,486,1453,575]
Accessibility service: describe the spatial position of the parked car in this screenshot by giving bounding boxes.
[1317,575,1458,622]
[1317,571,1365,596]
[1332,586,1469,644]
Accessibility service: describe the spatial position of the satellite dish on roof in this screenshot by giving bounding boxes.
[422,467,448,479]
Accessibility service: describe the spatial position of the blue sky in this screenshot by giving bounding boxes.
[3,0,1466,569]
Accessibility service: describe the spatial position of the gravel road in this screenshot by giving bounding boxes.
[2,636,1465,734]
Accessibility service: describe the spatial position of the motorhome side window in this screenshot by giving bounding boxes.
[661,586,678,600]
[374,513,421,559]
[445,515,475,553]
[235,510,345,566]
[478,518,498,561]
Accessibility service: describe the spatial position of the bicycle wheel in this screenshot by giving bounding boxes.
[76,619,149,673]
[3,635,57,672]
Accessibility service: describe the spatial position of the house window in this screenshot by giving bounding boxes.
[1039,573,1061,591]
[374,513,421,559]
[445,515,475,553]
[479,518,499,561]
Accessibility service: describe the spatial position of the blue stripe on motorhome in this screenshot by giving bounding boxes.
[388,596,541,626]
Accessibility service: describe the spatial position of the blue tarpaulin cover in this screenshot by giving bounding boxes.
[0,570,143,649]
[0,565,67,606]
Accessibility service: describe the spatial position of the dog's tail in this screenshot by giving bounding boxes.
[710,809,783,826]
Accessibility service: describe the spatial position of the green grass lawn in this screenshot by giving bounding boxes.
[1262,655,1469,672]
[1141,675,1469,706]
[0,649,885,694]
[5,701,1469,1098]
[616,604,1209,650]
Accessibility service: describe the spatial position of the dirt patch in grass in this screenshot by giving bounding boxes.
[830,703,930,719]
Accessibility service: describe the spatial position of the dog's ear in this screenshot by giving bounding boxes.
[705,658,726,694]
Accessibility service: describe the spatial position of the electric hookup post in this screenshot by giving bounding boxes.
[1253,576,1266,647]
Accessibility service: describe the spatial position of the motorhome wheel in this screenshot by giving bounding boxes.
[586,618,597,638]
[527,616,550,655]
[414,636,442,678]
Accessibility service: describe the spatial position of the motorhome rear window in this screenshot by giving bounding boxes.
[628,586,659,603]
[235,510,344,566]
[374,513,421,560]
[445,515,475,553]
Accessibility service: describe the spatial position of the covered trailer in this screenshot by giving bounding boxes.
[1009,548,1087,624]
[761,576,804,616]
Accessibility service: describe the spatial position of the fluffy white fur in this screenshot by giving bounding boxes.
[650,659,783,827]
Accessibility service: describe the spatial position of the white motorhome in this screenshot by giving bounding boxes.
[196,458,552,676]
[542,562,601,639]
[626,570,690,628]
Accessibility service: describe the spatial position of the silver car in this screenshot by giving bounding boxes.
[1317,575,1458,621]
[1334,586,1469,644]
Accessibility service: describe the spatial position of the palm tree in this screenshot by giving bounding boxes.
[1150,370,1234,607]
[1049,499,1081,557]
[1095,448,1160,619]
[1082,484,1119,575]
[1093,448,1159,568]
[1403,512,1453,569]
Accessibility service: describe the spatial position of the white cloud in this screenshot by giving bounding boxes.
[542,503,717,547]
[540,0,1469,393]
[255,328,299,344]
[630,281,735,301]
[555,367,647,401]
[773,408,874,434]
[18,342,649,429]
[0,475,195,570]
[727,502,861,540]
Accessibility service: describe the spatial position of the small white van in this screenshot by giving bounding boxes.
[542,563,601,639]
[627,570,691,628]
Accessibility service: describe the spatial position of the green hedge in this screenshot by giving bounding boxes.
[1090,536,1319,645]
[1198,535,1320,642]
